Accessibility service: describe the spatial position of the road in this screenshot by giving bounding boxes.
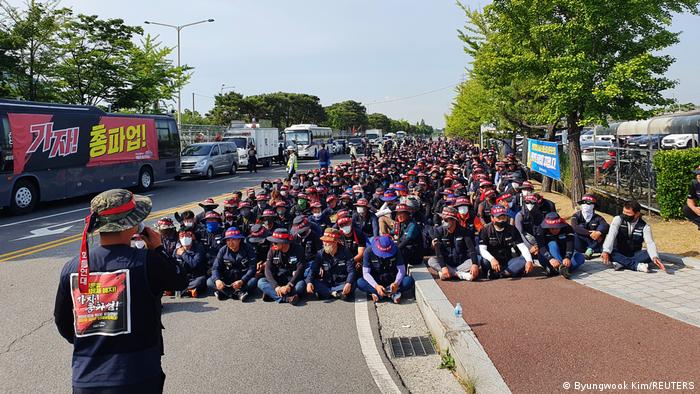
[0,156,407,393]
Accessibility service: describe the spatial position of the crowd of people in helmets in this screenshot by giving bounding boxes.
[135,137,664,305]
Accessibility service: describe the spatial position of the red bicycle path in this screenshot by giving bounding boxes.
[433,269,700,393]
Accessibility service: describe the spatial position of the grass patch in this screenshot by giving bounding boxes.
[438,348,455,371]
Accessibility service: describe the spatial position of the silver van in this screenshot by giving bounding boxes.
[179,142,239,179]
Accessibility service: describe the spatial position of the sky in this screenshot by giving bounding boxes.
[7,0,700,128]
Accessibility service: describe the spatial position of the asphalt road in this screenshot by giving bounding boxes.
[0,156,403,393]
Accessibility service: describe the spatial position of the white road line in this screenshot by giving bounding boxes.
[155,179,173,185]
[0,207,88,228]
[206,177,237,184]
[354,297,403,394]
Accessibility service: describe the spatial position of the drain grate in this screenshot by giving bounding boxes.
[388,336,436,358]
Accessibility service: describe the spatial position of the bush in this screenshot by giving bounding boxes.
[652,148,700,219]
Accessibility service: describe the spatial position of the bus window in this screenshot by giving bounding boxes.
[0,115,12,173]
[157,119,179,159]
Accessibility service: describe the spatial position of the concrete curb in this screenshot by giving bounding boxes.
[412,266,511,394]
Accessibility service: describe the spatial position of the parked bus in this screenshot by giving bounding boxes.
[0,99,181,214]
[283,124,332,159]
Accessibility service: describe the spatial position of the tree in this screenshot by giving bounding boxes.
[112,34,190,113]
[180,109,213,125]
[460,0,699,205]
[54,14,142,106]
[368,113,392,131]
[324,100,368,131]
[0,0,70,101]
[445,78,497,139]
[208,90,248,125]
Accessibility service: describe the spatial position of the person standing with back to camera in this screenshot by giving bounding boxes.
[53,189,187,393]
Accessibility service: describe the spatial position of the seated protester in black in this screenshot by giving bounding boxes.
[336,215,368,270]
[259,209,278,232]
[428,207,480,281]
[536,212,586,279]
[195,198,219,224]
[173,229,207,297]
[570,194,609,259]
[257,229,306,304]
[208,227,257,301]
[236,201,256,234]
[535,193,557,216]
[478,205,535,279]
[309,201,331,232]
[353,198,379,238]
[477,189,497,225]
[156,217,178,257]
[273,201,293,229]
[323,195,340,224]
[358,235,414,304]
[292,216,322,278]
[246,224,271,279]
[514,194,544,256]
[392,204,423,266]
[200,211,225,269]
[305,228,356,300]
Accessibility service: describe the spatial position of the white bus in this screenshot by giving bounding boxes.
[396,130,406,139]
[284,124,333,159]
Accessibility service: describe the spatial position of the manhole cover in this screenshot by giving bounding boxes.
[388,336,436,358]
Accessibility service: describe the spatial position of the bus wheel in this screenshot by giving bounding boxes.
[229,163,237,175]
[11,179,38,215]
[205,166,215,179]
[138,167,153,191]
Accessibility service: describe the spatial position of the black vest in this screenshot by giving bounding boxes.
[70,246,161,387]
[615,217,646,257]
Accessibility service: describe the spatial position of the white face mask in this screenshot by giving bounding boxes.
[341,225,352,235]
[581,204,595,220]
[180,237,193,247]
[522,190,532,197]
[281,191,288,197]
[131,240,146,249]
[525,203,535,211]
[313,212,322,219]
[458,206,469,215]
[357,207,367,214]
[183,220,194,228]
[313,181,320,186]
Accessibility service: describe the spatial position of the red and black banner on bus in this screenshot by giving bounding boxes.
[7,113,158,175]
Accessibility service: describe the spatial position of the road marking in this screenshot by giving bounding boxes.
[354,297,403,394]
[0,206,88,228]
[14,224,75,241]
[154,179,173,185]
[207,177,237,184]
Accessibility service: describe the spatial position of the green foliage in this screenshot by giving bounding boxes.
[368,113,391,131]
[438,348,456,371]
[180,109,213,125]
[324,100,368,132]
[652,148,700,219]
[445,78,496,139]
[209,91,325,129]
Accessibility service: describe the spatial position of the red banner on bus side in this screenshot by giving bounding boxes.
[86,117,158,166]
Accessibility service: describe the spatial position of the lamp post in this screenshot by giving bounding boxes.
[144,18,214,126]
[220,84,236,94]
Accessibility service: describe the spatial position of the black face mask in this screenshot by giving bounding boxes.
[622,214,635,223]
[493,221,506,229]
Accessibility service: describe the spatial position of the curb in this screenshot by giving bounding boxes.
[412,266,511,394]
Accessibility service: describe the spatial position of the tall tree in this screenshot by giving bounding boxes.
[54,14,142,106]
[208,90,248,125]
[367,113,392,131]
[324,100,368,131]
[461,0,699,205]
[0,0,70,101]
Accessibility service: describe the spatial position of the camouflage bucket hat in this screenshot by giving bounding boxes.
[90,189,152,233]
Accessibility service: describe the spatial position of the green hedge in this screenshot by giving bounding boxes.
[652,148,700,219]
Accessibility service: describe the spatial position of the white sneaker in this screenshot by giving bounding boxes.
[636,263,649,273]
[612,262,624,271]
[456,272,472,281]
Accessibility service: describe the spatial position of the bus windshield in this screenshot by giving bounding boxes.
[285,131,310,146]
[182,144,212,156]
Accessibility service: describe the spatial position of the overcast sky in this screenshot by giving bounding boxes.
[8,0,700,128]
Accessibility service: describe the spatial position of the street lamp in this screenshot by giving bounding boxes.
[220,84,236,94]
[144,18,215,126]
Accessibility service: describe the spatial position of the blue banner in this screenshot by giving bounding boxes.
[527,139,561,180]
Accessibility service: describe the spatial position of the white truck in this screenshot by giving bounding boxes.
[365,129,383,146]
[284,124,333,159]
[223,125,279,167]
[396,130,406,139]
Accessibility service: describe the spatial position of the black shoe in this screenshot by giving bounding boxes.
[262,293,273,302]
[330,291,342,299]
[487,270,501,280]
[559,265,571,279]
[214,291,227,301]
[287,294,299,305]
[239,291,249,302]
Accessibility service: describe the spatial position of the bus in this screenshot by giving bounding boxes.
[396,130,406,139]
[0,99,181,214]
[283,124,333,159]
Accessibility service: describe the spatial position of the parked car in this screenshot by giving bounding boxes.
[348,137,364,154]
[580,129,616,144]
[661,134,699,149]
[626,134,668,149]
[180,142,239,179]
[581,140,615,163]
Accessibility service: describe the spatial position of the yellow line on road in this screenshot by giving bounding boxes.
[0,191,234,263]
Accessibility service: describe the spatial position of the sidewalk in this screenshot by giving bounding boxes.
[433,262,700,393]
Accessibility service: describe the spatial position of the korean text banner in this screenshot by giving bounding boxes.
[527,139,561,180]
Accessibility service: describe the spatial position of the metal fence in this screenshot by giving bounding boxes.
[178,124,229,148]
[583,145,658,213]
